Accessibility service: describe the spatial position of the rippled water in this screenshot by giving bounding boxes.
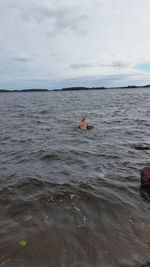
[0,88,150,267]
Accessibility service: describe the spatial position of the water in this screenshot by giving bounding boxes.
[0,88,150,267]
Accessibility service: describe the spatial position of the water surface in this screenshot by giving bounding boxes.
[0,88,150,267]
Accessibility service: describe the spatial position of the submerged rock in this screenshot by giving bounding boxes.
[141,166,150,188]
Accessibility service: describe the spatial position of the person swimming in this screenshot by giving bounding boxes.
[79,115,89,130]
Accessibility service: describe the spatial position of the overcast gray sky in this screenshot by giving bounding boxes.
[0,0,150,89]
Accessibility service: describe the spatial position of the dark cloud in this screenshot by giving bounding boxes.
[111,61,129,68]
[70,61,130,70]
[20,4,87,34]
[13,54,32,62]
[70,63,92,69]
[98,61,130,68]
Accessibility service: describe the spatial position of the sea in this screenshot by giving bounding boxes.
[0,88,150,267]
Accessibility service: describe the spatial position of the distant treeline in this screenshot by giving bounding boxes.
[61,86,106,91]
[0,85,150,93]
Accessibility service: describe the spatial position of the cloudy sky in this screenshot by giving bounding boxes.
[0,0,150,89]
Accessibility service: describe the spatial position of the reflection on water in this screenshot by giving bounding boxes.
[0,88,150,267]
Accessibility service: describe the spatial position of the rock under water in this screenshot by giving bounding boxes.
[141,166,150,188]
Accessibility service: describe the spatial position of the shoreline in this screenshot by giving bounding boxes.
[0,85,150,93]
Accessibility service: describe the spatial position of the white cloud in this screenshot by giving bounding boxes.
[0,0,150,88]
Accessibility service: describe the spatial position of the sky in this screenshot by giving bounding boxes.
[0,0,150,89]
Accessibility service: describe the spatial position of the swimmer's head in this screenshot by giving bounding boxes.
[81,115,87,121]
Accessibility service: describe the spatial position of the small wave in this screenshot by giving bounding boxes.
[41,153,60,160]
[140,187,150,202]
[0,177,45,201]
[37,120,45,124]
[19,138,32,143]
[41,110,47,114]
[16,177,45,189]
[132,143,150,150]
[2,179,99,207]
[0,187,16,206]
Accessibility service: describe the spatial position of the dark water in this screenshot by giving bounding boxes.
[0,88,150,267]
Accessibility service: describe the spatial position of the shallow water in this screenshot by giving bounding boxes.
[0,88,150,267]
